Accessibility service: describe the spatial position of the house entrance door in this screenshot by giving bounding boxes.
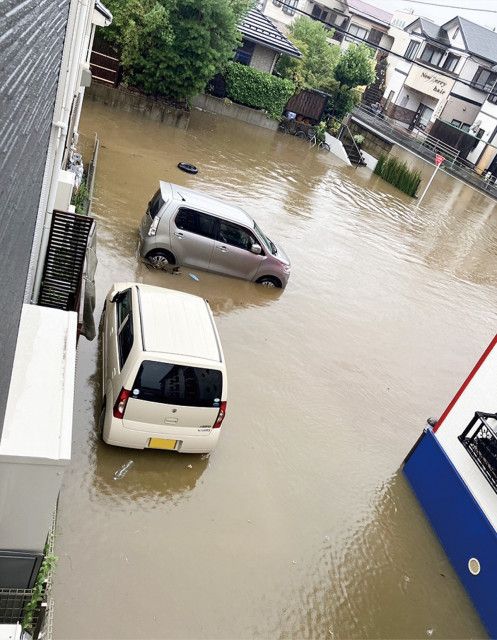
[409,104,434,131]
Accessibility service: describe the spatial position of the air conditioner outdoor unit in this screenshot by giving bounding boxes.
[54,169,75,212]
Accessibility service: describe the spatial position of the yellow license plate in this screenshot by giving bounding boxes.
[149,438,177,450]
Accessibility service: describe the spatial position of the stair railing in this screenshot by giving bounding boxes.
[336,120,363,165]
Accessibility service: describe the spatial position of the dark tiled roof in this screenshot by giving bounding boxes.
[418,17,450,46]
[347,0,392,27]
[456,17,497,64]
[239,8,301,58]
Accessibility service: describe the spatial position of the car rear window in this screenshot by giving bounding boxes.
[132,361,222,408]
[148,190,164,219]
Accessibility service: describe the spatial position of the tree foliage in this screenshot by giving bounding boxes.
[276,16,340,92]
[102,0,253,101]
[333,43,376,89]
[225,63,295,119]
[276,18,376,120]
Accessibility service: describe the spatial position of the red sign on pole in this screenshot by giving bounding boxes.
[435,154,445,166]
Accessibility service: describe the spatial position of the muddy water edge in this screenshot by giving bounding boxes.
[52,101,497,639]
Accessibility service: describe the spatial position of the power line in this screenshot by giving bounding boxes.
[389,1,497,14]
[274,0,497,97]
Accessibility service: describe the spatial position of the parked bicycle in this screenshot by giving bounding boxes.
[278,118,330,152]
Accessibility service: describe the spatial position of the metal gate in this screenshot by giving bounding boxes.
[38,211,94,312]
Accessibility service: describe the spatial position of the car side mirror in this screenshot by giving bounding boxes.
[251,243,262,255]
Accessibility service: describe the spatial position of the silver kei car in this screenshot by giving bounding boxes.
[138,181,291,288]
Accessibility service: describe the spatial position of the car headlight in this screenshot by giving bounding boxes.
[283,265,291,274]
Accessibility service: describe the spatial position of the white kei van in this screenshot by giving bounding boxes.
[101,282,227,453]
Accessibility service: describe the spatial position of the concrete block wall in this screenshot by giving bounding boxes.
[0,0,70,437]
[250,45,278,74]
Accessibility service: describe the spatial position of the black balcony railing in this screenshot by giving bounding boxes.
[38,210,94,313]
[459,411,497,494]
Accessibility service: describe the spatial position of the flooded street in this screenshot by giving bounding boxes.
[52,101,497,639]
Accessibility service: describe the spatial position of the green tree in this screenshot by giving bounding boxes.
[328,43,376,119]
[276,16,340,91]
[333,43,376,89]
[102,0,252,101]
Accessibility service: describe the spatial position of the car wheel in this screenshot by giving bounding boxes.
[295,131,306,139]
[146,249,176,270]
[257,276,282,288]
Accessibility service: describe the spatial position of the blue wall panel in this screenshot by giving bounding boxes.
[404,429,497,638]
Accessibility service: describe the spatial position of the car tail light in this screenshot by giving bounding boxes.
[148,216,160,237]
[113,388,131,419]
[213,401,227,429]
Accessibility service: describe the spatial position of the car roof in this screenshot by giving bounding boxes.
[160,180,255,228]
[135,283,223,363]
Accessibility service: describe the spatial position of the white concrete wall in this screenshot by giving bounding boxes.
[466,100,497,165]
[384,66,410,104]
[435,338,497,531]
[324,133,352,165]
[440,95,480,126]
[261,1,296,28]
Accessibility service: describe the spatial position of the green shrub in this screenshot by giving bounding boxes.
[224,63,295,120]
[71,180,89,215]
[374,154,421,197]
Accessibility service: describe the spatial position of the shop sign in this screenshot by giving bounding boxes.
[405,65,454,99]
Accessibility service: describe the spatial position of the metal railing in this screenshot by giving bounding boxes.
[459,411,497,494]
[336,119,364,165]
[38,210,95,313]
[352,105,460,163]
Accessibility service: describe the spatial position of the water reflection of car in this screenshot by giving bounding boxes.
[101,282,228,454]
[138,181,291,289]
[92,442,209,508]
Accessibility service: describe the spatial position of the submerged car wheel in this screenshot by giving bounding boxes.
[257,276,281,288]
[146,249,175,270]
[178,162,198,174]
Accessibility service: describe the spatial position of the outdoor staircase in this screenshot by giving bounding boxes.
[342,141,366,166]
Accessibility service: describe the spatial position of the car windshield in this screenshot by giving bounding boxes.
[254,221,277,255]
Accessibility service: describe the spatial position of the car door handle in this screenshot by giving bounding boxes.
[174,231,184,239]
[218,245,228,252]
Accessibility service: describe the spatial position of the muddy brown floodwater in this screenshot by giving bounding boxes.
[52,101,497,639]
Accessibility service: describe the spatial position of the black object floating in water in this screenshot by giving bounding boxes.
[178,162,198,174]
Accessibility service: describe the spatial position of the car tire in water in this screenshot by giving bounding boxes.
[177,162,198,174]
[256,276,282,288]
[319,142,330,152]
[295,131,307,139]
[146,249,176,270]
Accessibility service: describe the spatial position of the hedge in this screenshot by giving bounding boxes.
[374,154,422,197]
[224,62,295,120]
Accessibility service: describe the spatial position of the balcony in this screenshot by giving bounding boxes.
[459,411,497,494]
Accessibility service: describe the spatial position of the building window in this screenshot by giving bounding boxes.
[405,40,420,60]
[442,53,459,72]
[348,23,368,41]
[282,0,298,15]
[234,39,255,66]
[451,119,462,128]
[419,44,444,66]
[272,0,282,6]
[472,67,497,92]
[452,26,459,40]
[367,28,383,45]
[488,93,497,104]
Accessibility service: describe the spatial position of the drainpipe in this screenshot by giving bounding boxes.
[30,0,90,304]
